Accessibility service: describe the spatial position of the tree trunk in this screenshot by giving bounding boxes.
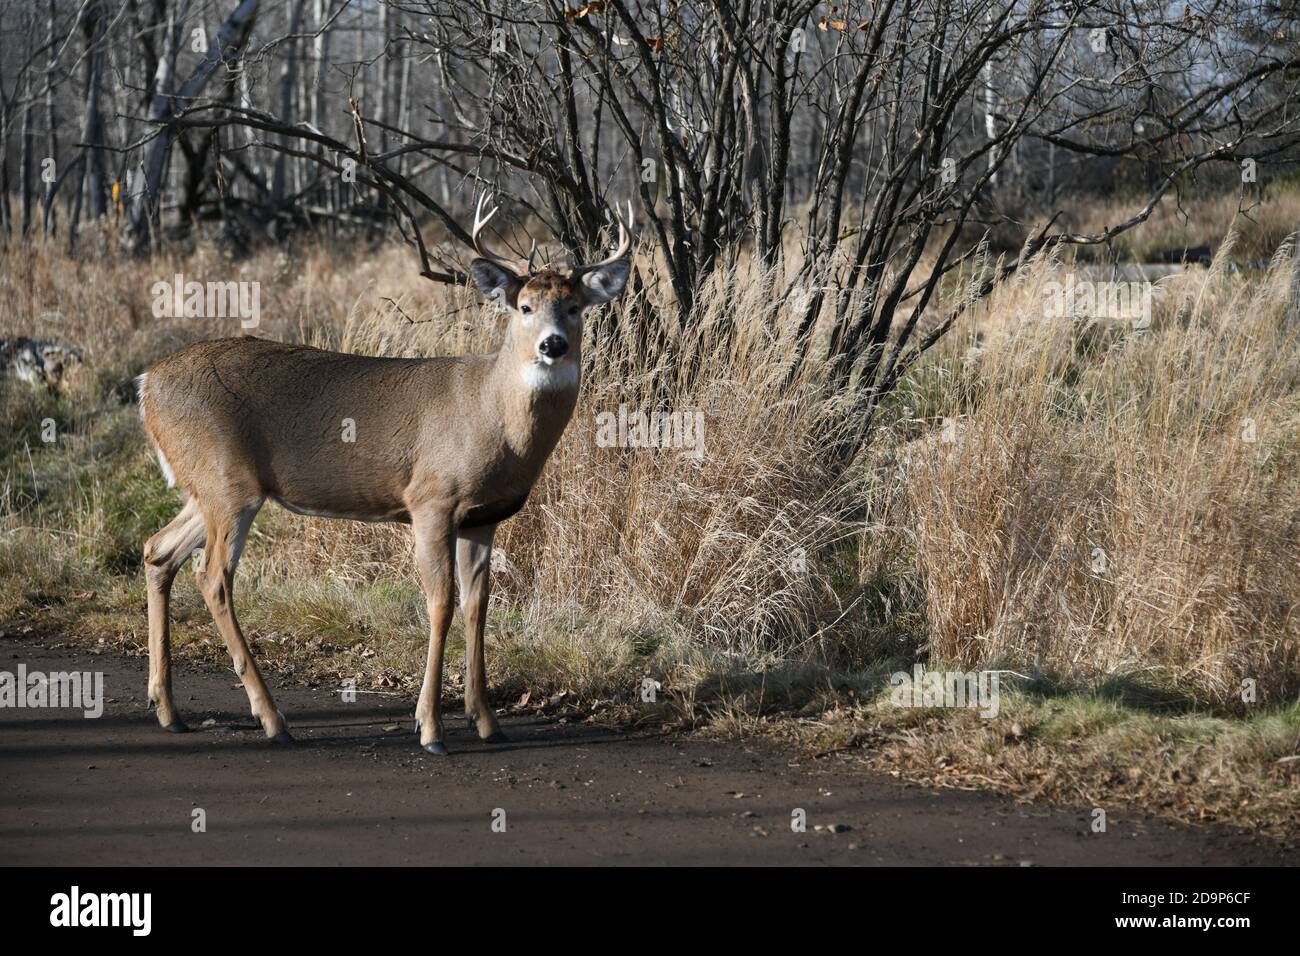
[42,0,59,236]
[271,0,308,207]
[20,76,34,237]
[129,0,260,243]
[85,11,109,222]
[312,0,332,211]
[0,96,12,238]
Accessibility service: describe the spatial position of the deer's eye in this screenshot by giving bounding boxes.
[520,305,533,315]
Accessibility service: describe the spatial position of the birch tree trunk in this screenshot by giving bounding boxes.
[312,0,332,211]
[42,0,59,236]
[129,0,260,242]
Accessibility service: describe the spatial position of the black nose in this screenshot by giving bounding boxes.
[538,335,568,358]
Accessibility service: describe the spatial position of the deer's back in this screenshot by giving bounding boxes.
[140,337,487,519]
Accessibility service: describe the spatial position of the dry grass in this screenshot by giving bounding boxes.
[1058,185,1300,264]
[898,240,1300,709]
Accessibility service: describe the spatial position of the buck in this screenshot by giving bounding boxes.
[137,198,632,754]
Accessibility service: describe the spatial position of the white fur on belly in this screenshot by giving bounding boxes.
[275,499,393,523]
[522,361,579,391]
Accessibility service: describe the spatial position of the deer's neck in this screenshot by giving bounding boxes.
[486,349,580,468]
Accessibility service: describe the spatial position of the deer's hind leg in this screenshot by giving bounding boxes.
[143,497,207,732]
[458,524,505,742]
[196,497,289,742]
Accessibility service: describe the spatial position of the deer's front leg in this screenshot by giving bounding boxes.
[412,510,456,755]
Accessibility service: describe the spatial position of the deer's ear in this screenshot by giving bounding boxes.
[581,259,631,305]
[470,259,523,307]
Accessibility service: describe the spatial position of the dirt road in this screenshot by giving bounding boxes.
[1,638,1292,866]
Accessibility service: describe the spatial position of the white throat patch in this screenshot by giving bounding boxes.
[522,361,579,391]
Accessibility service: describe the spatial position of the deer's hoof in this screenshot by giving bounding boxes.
[484,730,509,744]
[270,730,296,745]
[163,719,189,734]
[423,741,449,756]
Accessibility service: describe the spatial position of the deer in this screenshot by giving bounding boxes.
[137,198,632,755]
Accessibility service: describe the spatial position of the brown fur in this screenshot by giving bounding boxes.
[138,258,626,752]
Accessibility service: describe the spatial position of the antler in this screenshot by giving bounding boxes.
[571,200,635,277]
[471,193,528,274]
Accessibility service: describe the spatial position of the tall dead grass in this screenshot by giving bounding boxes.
[1061,186,1300,263]
[904,239,1300,706]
